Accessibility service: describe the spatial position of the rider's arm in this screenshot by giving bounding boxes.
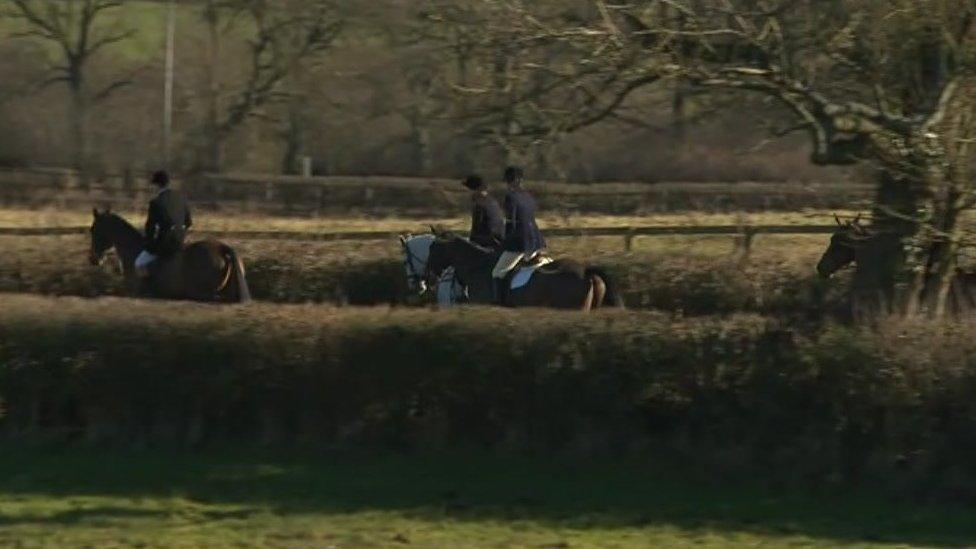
[144,202,157,243]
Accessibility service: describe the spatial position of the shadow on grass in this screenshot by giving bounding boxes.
[0,445,973,546]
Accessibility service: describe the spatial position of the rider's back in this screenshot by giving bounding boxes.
[146,187,192,255]
[503,188,546,254]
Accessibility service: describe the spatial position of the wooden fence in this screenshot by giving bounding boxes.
[0,224,837,252]
[0,167,874,215]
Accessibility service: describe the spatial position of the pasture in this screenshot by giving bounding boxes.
[2,206,975,547]
[2,446,974,548]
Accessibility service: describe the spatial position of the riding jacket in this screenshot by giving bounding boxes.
[470,192,505,249]
[503,188,546,253]
[144,187,192,255]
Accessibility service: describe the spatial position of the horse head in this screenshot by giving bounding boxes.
[89,207,115,265]
[816,213,874,278]
[400,233,435,294]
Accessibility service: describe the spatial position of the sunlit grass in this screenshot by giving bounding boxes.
[1,447,973,548]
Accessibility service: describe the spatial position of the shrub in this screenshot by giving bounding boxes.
[1,295,975,497]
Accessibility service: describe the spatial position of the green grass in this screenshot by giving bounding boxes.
[1,446,974,548]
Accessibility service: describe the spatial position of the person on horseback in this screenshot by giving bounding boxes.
[135,170,192,277]
[463,174,504,249]
[491,166,546,302]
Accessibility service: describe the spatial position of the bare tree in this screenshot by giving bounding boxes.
[4,0,134,171]
[439,0,976,316]
[193,0,343,172]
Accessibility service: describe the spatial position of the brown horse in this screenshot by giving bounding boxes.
[89,209,251,303]
[425,230,623,310]
[817,216,976,316]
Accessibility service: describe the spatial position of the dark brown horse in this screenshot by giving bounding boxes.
[425,230,623,310]
[89,209,251,303]
[817,216,976,316]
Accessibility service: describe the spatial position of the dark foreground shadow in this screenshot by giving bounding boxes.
[0,445,973,546]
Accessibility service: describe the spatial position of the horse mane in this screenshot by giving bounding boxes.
[97,212,143,245]
[440,232,492,255]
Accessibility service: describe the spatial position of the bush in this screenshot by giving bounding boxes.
[2,295,975,497]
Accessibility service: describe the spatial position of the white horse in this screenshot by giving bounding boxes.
[399,233,465,307]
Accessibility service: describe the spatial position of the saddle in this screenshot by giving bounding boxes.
[506,252,555,290]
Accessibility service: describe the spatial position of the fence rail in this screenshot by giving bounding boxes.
[0,167,875,216]
[0,224,837,252]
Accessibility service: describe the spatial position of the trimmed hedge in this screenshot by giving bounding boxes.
[2,295,975,496]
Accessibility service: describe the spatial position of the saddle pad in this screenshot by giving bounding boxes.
[510,257,554,289]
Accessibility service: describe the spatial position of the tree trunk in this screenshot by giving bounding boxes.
[203,1,222,172]
[672,83,687,140]
[928,188,964,317]
[413,124,432,175]
[280,105,303,175]
[904,174,965,318]
[69,71,88,174]
[851,169,918,316]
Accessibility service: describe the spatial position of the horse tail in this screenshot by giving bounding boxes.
[220,244,252,303]
[584,267,625,309]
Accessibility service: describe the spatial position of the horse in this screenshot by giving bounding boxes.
[816,215,976,316]
[399,233,465,307]
[89,208,251,303]
[425,230,624,310]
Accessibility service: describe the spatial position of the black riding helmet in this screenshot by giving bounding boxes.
[151,170,171,187]
[503,166,524,187]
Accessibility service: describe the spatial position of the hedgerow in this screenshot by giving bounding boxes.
[1,295,974,497]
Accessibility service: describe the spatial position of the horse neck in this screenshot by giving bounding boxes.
[451,239,492,277]
[407,236,433,271]
[107,217,143,267]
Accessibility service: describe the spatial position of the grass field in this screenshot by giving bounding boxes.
[1,446,974,548]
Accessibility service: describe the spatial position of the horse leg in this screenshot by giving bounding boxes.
[581,278,595,312]
[590,275,607,309]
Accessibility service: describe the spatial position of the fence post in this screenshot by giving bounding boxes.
[624,228,636,252]
[736,225,756,260]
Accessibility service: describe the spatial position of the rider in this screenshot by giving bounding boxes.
[491,166,546,301]
[135,170,192,277]
[463,174,504,249]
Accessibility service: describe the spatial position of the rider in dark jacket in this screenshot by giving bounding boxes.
[491,166,546,303]
[136,170,192,275]
[463,175,504,249]
[501,166,546,255]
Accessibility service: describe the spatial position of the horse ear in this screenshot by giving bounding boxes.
[834,214,843,227]
[93,207,99,217]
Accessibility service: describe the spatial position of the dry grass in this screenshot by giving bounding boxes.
[0,207,855,232]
